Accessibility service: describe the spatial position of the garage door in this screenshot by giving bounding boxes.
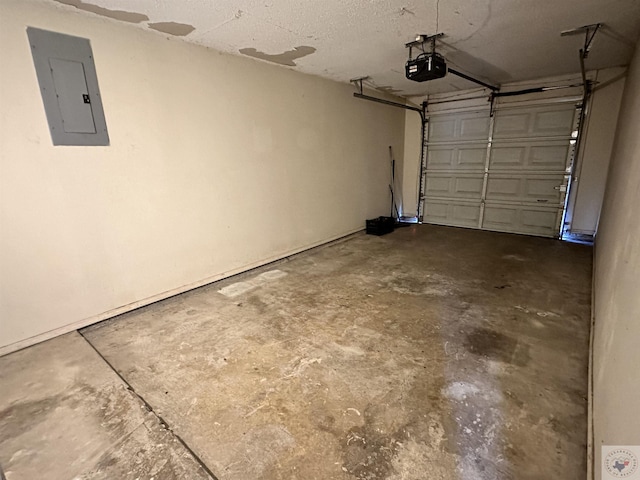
[423,101,579,237]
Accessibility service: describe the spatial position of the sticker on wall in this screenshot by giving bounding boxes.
[602,446,640,479]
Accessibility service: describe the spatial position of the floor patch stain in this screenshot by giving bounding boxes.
[223,425,295,477]
[464,327,530,366]
[218,281,256,298]
[257,269,288,281]
[53,0,149,23]
[218,269,288,298]
[383,273,453,296]
[342,424,398,479]
[148,21,195,36]
[239,46,316,66]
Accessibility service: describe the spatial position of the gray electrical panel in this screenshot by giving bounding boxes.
[27,27,109,146]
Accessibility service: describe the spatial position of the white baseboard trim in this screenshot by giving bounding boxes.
[0,228,364,357]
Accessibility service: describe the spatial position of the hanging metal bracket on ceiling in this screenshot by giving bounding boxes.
[405,33,445,60]
[488,25,603,106]
[350,76,426,120]
[561,23,602,58]
[561,23,602,89]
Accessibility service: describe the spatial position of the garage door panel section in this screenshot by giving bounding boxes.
[423,110,489,230]
[428,111,491,142]
[489,140,571,172]
[482,202,560,237]
[424,199,481,228]
[493,104,576,139]
[485,174,566,204]
[422,97,576,237]
[427,145,487,171]
[426,173,484,199]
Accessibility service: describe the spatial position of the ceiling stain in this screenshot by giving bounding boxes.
[239,46,316,67]
[53,0,148,23]
[148,21,196,36]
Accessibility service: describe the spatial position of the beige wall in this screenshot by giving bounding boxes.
[592,40,640,480]
[0,0,405,354]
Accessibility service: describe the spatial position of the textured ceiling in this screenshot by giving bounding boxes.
[51,0,640,97]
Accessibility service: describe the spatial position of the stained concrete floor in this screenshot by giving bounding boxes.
[0,225,592,480]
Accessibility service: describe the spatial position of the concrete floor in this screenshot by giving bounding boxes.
[0,225,592,480]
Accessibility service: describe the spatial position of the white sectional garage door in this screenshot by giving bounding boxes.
[423,102,578,237]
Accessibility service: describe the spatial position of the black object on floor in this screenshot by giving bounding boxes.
[366,216,396,236]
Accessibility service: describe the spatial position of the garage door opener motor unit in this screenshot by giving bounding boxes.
[405,33,447,82]
[404,33,499,92]
[406,52,447,82]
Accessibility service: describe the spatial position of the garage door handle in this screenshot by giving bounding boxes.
[554,185,567,192]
